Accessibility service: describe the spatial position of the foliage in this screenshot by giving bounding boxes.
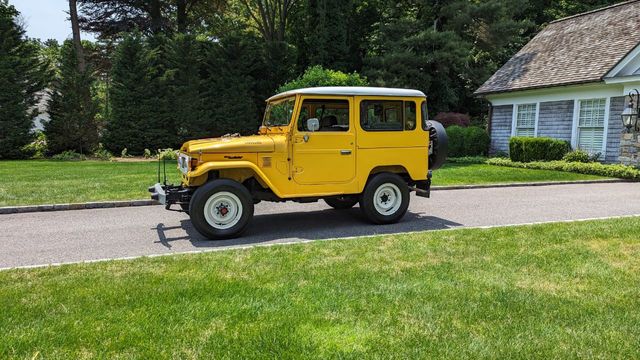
[143,148,152,159]
[157,148,178,160]
[487,158,640,180]
[446,156,488,164]
[51,150,87,161]
[44,41,99,155]
[434,112,471,128]
[0,3,49,159]
[563,150,592,163]
[93,143,113,161]
[509,137,571,163]
[446,126,490,157]
[21,131,48,159]
[276,65,368,93]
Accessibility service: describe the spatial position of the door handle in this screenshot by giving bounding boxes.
[340,150,352,155]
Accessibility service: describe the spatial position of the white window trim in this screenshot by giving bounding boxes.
[511,102,539,137]
[571,97,610,157]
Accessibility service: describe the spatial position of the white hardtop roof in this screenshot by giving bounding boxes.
[267,86,426,102]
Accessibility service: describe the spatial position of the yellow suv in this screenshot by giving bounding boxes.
[150,87,447,239]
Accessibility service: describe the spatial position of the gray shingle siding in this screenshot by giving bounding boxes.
[537,100,574,141]
[490,105,513,154]
[606,96,624,163]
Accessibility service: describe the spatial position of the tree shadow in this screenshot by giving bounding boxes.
[153,207,463,250]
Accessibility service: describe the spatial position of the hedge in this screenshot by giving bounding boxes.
[509,137,570,162]
[486,158,640,180]
[446,126,490,157]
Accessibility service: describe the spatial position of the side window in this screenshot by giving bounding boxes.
[297,99,349,132]
[360,101,403,131]
[421,101,429,130]
[405,101,416,130]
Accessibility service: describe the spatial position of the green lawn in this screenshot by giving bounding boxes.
[0,160,610,206]
[0,160,180,206]
[1,217,639,358]
[434,162,608,186]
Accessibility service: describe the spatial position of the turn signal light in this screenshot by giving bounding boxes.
[190,158,199,170]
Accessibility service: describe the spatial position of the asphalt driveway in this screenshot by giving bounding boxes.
[1,182,639,269]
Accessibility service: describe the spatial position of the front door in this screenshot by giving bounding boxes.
[292,97,356,185]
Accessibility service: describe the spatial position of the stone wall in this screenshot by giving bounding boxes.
[619,132,640,166]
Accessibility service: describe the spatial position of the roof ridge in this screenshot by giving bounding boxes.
[550,0,640,24]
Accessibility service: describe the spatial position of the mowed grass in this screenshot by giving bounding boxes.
[0,160,609,206]
[1,218,639,359]
[434,162,608,186]
[0,160,180,206]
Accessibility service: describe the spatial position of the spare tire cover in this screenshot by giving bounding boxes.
[426,120,447,170]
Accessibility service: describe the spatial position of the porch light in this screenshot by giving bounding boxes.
[621,89,640,133]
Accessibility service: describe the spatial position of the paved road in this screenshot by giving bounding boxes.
[2,182,640,269]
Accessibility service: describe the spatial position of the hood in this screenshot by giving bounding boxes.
[181,135,275,154]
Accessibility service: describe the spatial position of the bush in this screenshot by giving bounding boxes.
[509,137,570,162]
[277,65,368,93]
[120,148,132,158]
[446,126,490,157]
[563,150,591,163]
[487,158,640,180]
[21,131,47,159]
[143,149,152,159]
[51,150,86,161]
[93,143,113,161]
[157,148,178,160]
[434,112,471,128]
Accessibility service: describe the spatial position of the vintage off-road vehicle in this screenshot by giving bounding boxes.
[150,87,447,239]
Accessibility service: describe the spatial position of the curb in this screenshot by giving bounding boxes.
[0,179,631,215]
[431,178,630,191]
[0,200,159,215]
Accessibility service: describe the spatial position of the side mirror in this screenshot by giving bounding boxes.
[307,118,320,132]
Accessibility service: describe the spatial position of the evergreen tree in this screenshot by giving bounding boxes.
[45,41,100,155]
[0,3,48,159]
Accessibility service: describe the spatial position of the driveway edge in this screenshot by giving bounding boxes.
[0,179,629,215]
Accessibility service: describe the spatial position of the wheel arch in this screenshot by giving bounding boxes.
[188,161,284,197]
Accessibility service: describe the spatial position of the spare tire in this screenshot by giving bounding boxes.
[426,120,447,170]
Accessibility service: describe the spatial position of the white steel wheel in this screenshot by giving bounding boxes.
[360,172,410,225]
[203,191,243,230]
[373,183,402,215]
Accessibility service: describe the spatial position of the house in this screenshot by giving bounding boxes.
[475,0,640,164]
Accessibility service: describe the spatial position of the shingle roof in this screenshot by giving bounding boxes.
[475,0,640,95]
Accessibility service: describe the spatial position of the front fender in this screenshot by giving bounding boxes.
[187,161,283,197]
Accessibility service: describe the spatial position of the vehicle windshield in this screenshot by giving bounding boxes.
[263,97,295,127]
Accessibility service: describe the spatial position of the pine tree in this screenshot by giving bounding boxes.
[0,3,48,159]
[44,41,99,155]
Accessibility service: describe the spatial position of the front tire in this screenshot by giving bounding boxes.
[189,179,254,239]
[324,195,359,210]
[360,173,410,224]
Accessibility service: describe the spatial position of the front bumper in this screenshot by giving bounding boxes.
[149,183,192,211]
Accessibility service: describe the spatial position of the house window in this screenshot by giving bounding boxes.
[514,104,537,137]
[577,98,606,155]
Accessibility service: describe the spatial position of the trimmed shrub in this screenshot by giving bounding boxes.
[21,131,48,159]
[486,158,640,180]
[563,150,591,163]
[446,125,490,157]
[509,137,570,162]
[434,112,471,128]
[157,148,178,160]
[93,143,113,161]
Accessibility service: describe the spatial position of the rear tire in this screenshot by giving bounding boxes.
[324,195,359,210]
[189,179,254,240]
[359,173,409,224]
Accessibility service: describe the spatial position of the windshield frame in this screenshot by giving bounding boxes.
[263,96,296,128]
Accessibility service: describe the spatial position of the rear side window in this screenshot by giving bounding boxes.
[421,101,429,130]
[360,100,419,131]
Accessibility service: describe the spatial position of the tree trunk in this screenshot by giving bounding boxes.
[149,0,163,33]
[68,0,86,73]
[177,0,187,33]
